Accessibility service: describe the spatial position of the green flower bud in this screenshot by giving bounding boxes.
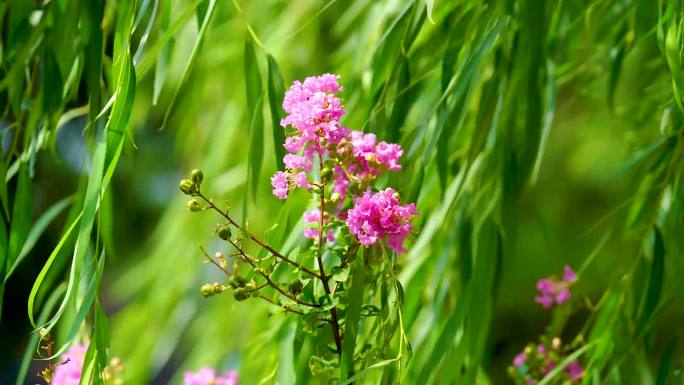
[212,282,224,294]
[320,167,332,181]
[233,288,250,301]
[330,192,341,203]
[288,279,303,295]
[200,283,214,297]
[190,169,204,185]
[215,225,231,241]
[186,199,201,212]
[228,274,247,288]
[179,179,195,195]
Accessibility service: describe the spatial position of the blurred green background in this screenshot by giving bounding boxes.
[1,0,683,384]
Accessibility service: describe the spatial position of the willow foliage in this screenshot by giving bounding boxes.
[1,0,683,384]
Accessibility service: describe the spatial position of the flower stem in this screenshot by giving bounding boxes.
[317,155,343,358]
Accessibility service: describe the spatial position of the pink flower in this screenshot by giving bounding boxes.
[281,74,345,137]
[346,188,417,253]
[537,344,547,355]
[271,171,289,199]
[375,141,403,171]
[555,287,571,304]
[333,167,349,198]
[565,360,584,381]
[51,343,88,385]
[294,172,309,189]
[284,136,307,153]
[184,368,238,385]
[513,352,526,367]
[534,266,578,309]
[283,154,312,170]
[526,380,537,385]
[535,294,554,309]
[563,265,577,283]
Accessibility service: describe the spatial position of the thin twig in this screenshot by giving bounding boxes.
[196,192,321,278]
[226,237,321,308]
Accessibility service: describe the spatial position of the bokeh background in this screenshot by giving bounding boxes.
[2,0,683,384]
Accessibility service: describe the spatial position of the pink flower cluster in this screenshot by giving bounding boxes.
[346,188,417,254]
[535,265,577,309]
[271,74,404,201]
[184,368,238,385]
[513,343,584,384]
[271,74,417,253]
[51,343,88,385]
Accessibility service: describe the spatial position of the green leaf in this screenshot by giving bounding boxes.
[340,248,365,382]
[244,38,264,199]
[267,54,286,170]
[637,226,665,331]
[152,0,173,105]
[136,0,204,78]
[160,0,217,130]
[4,195,72,282]
[7,165,32,268]
[277,323,297,385]
[655,339,676,385]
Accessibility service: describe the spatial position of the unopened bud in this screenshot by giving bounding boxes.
[288,279,303,295]
[320,167,332,181]
[229,274,247,288]
[391,192,400,200]
[212,282,223,294]
[179,179,195,195]
[215,225,231,240]
[330,192,341,203]
[552,337,561,350]
[190,169,204,185]
[186,199,201,212]
[200,283,214,297]
[233,288,250,301]
[366,153,376,163]
[39,328,49,337]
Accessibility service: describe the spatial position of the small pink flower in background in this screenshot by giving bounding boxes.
[271,171,290,200]
[563,265,577,283]
[566,360,584,381]
[535,265,577,309]
[513,351,526,367]
[346,188,417,253]
[526,379,537,385]
[51,343,88,385]
[183,368,238,385]
[537,344,547,355]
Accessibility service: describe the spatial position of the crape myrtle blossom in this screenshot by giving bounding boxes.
[271,74,417,253]
[535,265,578,309]
[272,74,405,203]
[512,341,584,384]
[184,368,238,385]
[51,343,88,385]
[50,343,124,385]
[346,188,417,254]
